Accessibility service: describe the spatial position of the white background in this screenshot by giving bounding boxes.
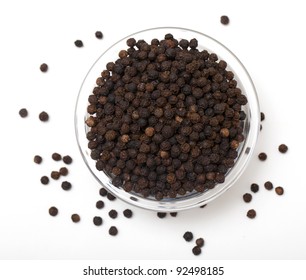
[0,0,305,260]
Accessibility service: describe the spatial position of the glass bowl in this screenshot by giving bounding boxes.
[75,27,260,212]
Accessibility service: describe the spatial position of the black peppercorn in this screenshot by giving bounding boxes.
[74,40,83,47]
[40,176,49,185]
[63,155,73,164]
[40,63,48,72]
[250,183,259,193]
[19,108,28,118]
[220,15,230,25]
[258,152,267,161]
[264,181,273,190]
[246,209,256,219]
[71,214,80,223]
[278,144,288,153]
[39,111,49,122]
[123,209,133,218]
[109,226,118,236]
[243,193,252,203]
[49,206,58,216]
[61,181,72,191]
[275,186,284,195]
[93,216,103,226]
[96,200,105,209]
[192,246,202,256]
[34,155,42,164]
[52,153,61,161]
[95,31,103,39]
[183,231,193,242]
[108,209,118,219]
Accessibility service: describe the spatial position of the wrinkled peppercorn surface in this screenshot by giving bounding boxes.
[85,34,248,200]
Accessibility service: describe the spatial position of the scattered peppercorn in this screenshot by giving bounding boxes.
[19,108,28,118]
[63,155,73,164]
[258,152,267,161]
[39,111,49,122]
[170,212,177,217]
[275,186,284,196]
[250,183,259,193]
[34,155,42,164]
[183,231,193,242]
[192,246,202,256]
[95,31,103,39]
[61,181,72,191]
[123,209,133,218]
[220,15,230,25]
[278,144,288,153]
[107,193,116,201]
[157,212,167,218]
[243,193,252,203]
[196,238,205,247]
[93,216,103,226]
[96,200,105,209]
[108,209,118,219]
[246,209,256,219]
[40,63,48,72]
[200,204,207,208]
[52,153,61,161]
[49,206,58,216]
[260,112,265,121]
[109,226,118,236]
[59,167,68,176]
[264,181,273,190]
[74,40,83,47]
[99,187,108,197]
[51,171,60,180]
[71,214,80,223]
[40,176,49,185]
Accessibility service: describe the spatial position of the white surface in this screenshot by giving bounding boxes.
[0,0,305,260]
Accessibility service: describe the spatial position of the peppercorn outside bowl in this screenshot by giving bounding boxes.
[75,27,260,212]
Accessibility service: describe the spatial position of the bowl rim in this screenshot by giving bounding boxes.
[74,26,260,212]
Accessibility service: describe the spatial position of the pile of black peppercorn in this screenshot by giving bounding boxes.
[85,33,248,200]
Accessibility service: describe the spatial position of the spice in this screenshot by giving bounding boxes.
[99,187,108,197]
[59,167,68,176]
[51,171,60,180]
[258,152,267,161]
[243,193,252,203]
[40,176,49,185]
[246,209,256,219]
[61,181,72,191]
[40,63,48,72]
[250,183,259,193]
[95,31,103,39]
[260,112,265,121]
[183,231,193,242]
[264,181,273,190]
[49,206,58,216]
[107,193,116,201]
[275,186,284,195]
[34,155,42,164]
[192,246,202,256]
[96,200,105,209]
[170,212,177,217]
[86,33,248,199]
[196,238,204,247]
[52,153,61,161]
[109,226,118,236]
[93,216,103,226]
[74,40,83,47]
[63,155,73,164]
[108,209,118,219]
[220,15,230,25]
[123,209,133,218]
[71,214,80,223]
[157,212,167,219]
[39,111,49,122]
[19,108,28,118]
[278,144,288,153]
